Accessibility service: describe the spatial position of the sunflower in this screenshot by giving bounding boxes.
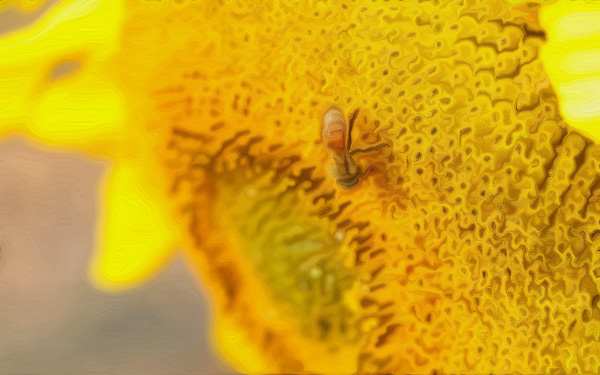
[2,0,600,373]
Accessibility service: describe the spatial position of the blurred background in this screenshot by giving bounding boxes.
[0,137,230,374]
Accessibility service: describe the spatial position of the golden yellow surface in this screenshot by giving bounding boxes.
[2,0,600,373]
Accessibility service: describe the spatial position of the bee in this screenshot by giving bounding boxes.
[322,106,362,187]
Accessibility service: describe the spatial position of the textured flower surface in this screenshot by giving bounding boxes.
[2,0,600,373]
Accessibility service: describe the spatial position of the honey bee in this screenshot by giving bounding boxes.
[322,106,362,187]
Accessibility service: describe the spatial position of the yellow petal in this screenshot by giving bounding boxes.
[89,160,179,292]
[540,0,600,140]
[28,71,128,154]
[0,0,124,151]
[0,0,122,64]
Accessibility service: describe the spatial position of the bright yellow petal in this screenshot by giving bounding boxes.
[89,160,179,292]
[540,0,600,140]
[0,0,125,153]
[28,71,128,153]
